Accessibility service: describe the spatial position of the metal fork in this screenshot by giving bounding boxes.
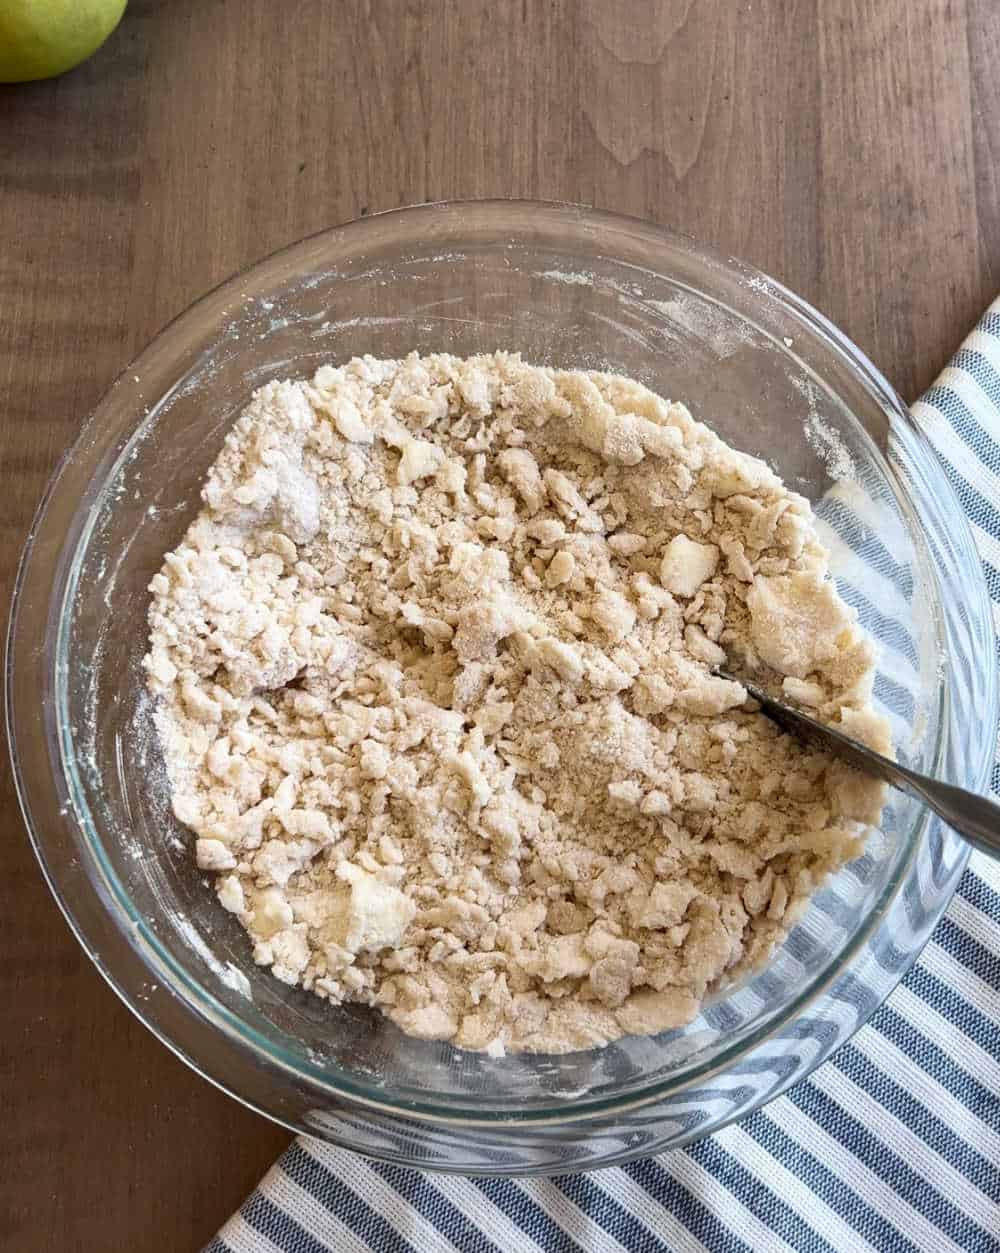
[721,671,1000,860]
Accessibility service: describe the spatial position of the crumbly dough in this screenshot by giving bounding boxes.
[145,353,889,1055]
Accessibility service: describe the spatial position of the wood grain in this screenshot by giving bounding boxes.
[1,2,997,1247]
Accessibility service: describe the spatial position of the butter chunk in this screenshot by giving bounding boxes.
[330,865,416,955]
[615,987,698,1036]
[659,534,719,598]
[746,572,852,679]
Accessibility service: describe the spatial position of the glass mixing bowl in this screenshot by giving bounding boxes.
[7,201,995,1173]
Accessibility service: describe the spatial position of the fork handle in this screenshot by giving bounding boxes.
[887,761,1000,860]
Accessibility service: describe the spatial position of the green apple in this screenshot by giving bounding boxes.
[0,0,127,83]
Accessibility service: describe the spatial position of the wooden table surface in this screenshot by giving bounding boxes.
[2,1,998,1248]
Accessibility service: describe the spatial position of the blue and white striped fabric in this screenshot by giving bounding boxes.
[208,301,1000,1253]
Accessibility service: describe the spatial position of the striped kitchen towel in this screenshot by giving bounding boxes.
[208,301,1000,1253]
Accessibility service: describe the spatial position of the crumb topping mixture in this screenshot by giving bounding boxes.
[146,353,888,1055]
